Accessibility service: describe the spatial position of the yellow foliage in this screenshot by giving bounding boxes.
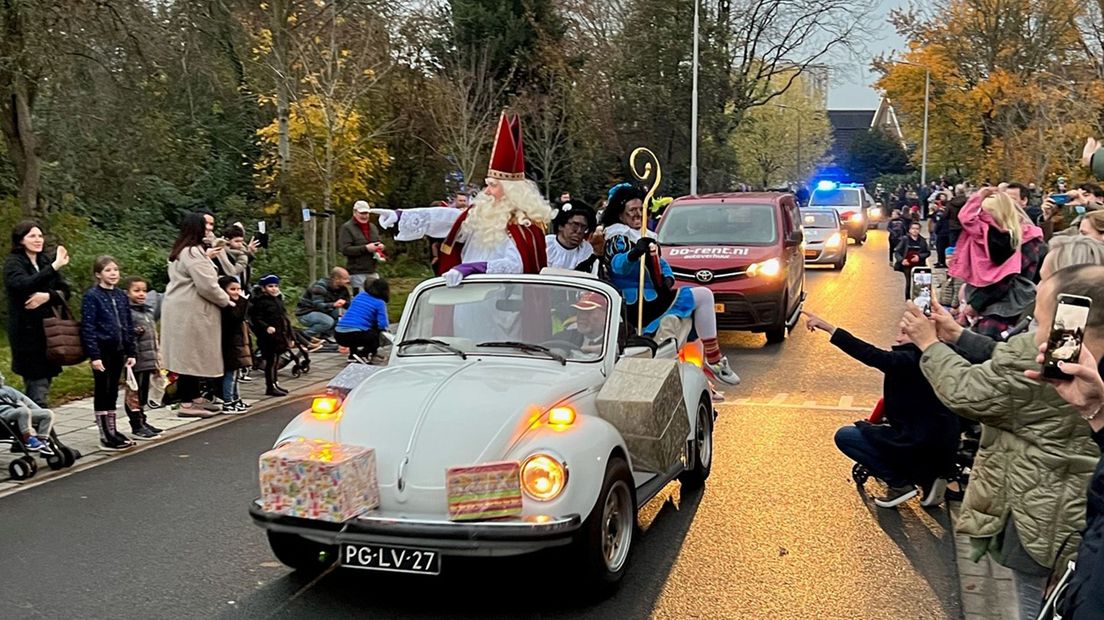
[255,94,389,212]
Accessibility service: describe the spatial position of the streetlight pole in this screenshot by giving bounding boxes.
[689,0,700,195]
[920,67,930,188]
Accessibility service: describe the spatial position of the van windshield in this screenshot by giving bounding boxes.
[658,204,778,246]
[809,189,861,207]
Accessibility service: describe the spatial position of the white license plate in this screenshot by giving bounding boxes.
[714,303,725,313]
[341,543,441,575]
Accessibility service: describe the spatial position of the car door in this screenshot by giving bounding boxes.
[780,197,804,309]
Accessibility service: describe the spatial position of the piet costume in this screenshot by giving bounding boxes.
[375,112,551,286]
[545,199,600,273]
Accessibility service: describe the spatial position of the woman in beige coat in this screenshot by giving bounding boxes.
[161,213,231,418]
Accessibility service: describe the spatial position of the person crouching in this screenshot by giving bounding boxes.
[249,274,292,397]
[335,278,390,363]
[803,310,960,508]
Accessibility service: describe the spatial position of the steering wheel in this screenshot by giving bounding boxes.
[540,339,584,354]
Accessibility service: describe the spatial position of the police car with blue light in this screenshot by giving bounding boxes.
[806,181,875,245]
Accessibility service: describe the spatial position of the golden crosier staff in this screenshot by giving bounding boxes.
[629,147,662,335]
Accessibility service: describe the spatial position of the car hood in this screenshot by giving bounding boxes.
[335,358,598,502]
[802,228,838,242]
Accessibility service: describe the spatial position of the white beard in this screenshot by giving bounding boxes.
[463,179,554,247]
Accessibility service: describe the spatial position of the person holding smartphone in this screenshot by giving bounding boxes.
[901,264,1104,620]
[893,221,931,300]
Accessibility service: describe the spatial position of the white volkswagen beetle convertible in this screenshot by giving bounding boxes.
[249,271,714,590]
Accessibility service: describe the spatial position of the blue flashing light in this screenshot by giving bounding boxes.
[816,180,838,191]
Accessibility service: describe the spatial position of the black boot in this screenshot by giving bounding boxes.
[142,412,163,435]
[96,413,132,451]
[106,412,134,448]
[126,410,159,440]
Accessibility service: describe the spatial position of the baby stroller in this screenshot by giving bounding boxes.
[849,398,971,500]
[252,329,312,378]
[0,419,79,481]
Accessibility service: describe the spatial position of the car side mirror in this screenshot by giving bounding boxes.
[785,231,803,247]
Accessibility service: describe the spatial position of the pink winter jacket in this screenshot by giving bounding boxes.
[948,193,1044,287]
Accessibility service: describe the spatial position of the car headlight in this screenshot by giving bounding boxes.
[521,453,567,501]
[825,232,843,248]
[849,212,864,223]
[870,207,882,218]
[747,257,782,278]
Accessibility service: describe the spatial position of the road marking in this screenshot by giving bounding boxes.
[717,393,874,413]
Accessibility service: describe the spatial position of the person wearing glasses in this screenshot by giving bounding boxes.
[546,199,602,273]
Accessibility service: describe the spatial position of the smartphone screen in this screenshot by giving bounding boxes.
[1043,294,1093,380]
[256,221,269,249]
[910,267,933,316]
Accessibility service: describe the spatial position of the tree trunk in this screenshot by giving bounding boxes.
[0,80,41,216]
[272,0,292,218]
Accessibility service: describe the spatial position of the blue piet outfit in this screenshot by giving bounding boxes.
[604,223,695,334]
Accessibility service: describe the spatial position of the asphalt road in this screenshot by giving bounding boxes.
[0,229,961,619]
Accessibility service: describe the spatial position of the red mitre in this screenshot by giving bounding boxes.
[487,111,525,181]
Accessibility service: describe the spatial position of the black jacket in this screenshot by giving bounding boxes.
[295,277,351,317]
[829,329,960,484]
[3,252,71,380]
[338,218,381,275]
[248,290,292,354]
[1065,428,1104,618]
[894,235,931,270]
[886,216,912,244]
[80,286,137,361]
[221,298,252,371]
[946,195,967,232]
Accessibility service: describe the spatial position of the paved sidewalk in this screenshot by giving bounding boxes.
[950,502,1018,620]
[0,350,351,493]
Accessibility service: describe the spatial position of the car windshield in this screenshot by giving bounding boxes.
[657,204,777,246]
[401,281,611,362]
[810,189,861,207]
[801,212,838,228]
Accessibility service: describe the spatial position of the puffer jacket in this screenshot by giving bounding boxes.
[79,285,137,361]
[920,334,1100,571]
[128,303,159,372]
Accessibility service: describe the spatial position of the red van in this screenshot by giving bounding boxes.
[655,192,806,344]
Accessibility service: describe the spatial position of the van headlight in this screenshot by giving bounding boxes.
[747,258,782,278]
[521,453,567,501]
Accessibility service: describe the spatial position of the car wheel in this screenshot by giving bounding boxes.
[833,255,846,270]
[854,234,865,246]
[266,530,337,573]
[576,456,636,592]
[765,326,786,344]
[679,396,713,490]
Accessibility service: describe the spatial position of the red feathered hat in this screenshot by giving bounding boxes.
[487,111,525,181]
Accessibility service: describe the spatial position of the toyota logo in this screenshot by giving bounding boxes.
[695,270,714,283]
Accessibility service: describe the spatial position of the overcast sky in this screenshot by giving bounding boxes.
[826,0,908,110]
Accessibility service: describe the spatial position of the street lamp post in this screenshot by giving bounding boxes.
[690,0,700,195]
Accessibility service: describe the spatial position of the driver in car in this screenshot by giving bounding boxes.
[561,292,608,355]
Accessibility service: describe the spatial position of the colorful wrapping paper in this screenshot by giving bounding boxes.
[259,439,379,523]
[446,461,522,521]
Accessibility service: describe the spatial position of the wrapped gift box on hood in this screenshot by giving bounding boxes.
[259,439,379,522]
[596,357,691,473]
[446,461,523,521]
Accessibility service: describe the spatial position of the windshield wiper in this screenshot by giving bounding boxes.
[397,338,467,359]
[476,341,566,365]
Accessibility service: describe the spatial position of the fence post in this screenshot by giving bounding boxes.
[303,201,317,283]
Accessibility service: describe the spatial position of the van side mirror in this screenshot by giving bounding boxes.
[785,230,803,247]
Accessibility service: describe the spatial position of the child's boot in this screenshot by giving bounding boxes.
[126,410,159,440]
[105,411,134,449]
[141,411,163,435]
[96,412,130,450]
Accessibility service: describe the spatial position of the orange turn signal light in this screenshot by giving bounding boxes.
[548,406,576,426]
[311,396,341,419]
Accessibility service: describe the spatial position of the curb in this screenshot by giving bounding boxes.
[0,378,329,500]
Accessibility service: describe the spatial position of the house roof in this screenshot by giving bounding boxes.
[827,110,876,165]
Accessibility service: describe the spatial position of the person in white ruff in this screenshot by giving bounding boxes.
[372,112,551,286]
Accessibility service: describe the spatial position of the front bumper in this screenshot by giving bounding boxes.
[803,243,845,264]
[708,287,786,331]
[249,500,582,557]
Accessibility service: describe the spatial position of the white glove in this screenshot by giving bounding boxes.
[370,208,398,228]
[443,269,463,287]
